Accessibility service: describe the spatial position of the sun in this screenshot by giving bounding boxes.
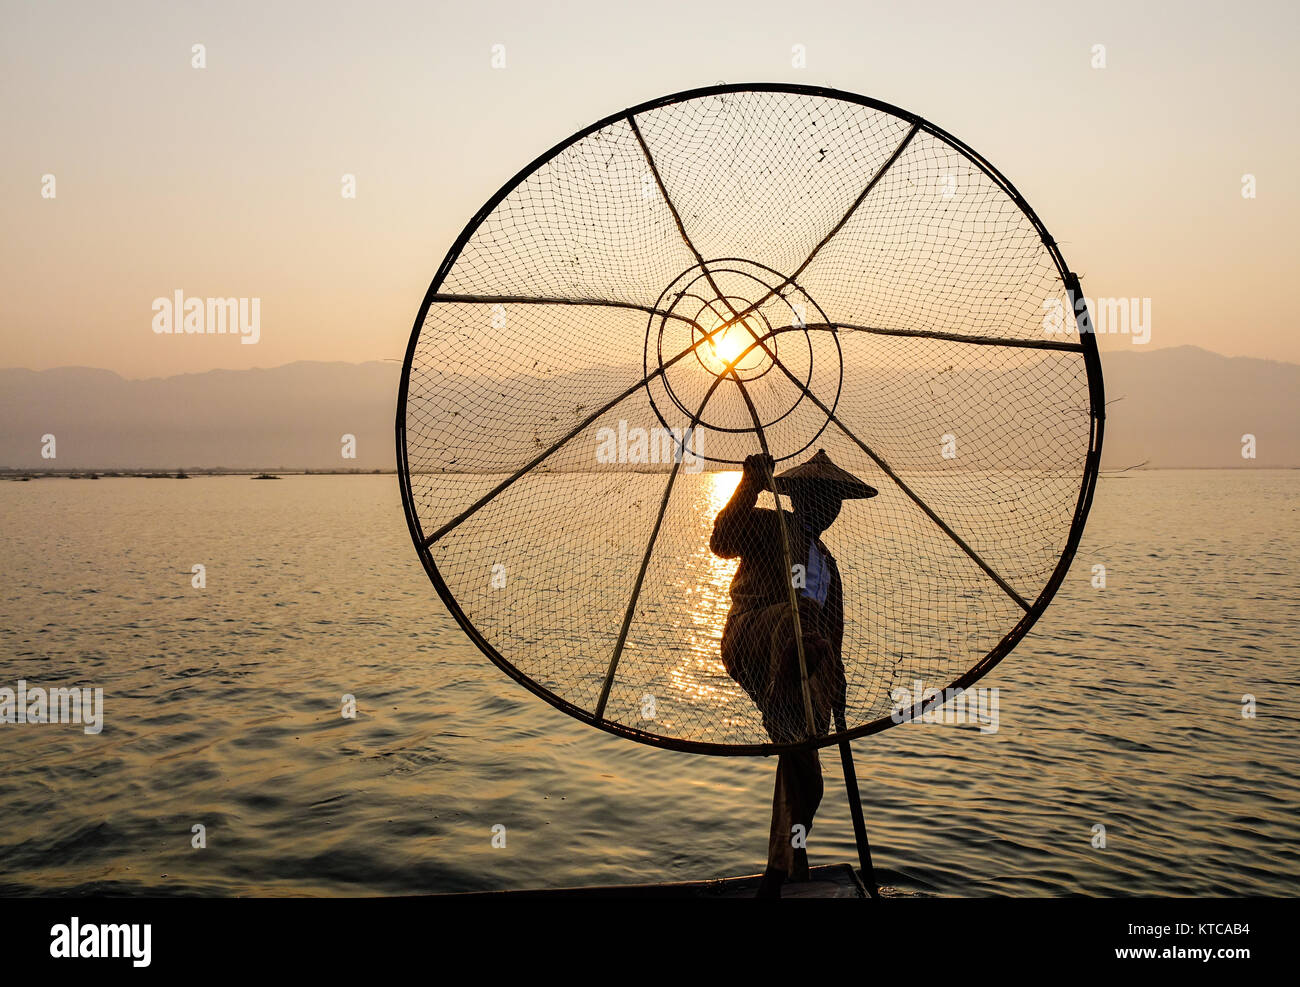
[711,330,746,367]
[697,308,765,376]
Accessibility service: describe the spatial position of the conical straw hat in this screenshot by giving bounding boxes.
[774,449,878,499]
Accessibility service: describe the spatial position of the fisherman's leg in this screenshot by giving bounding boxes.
[789,624,839,881]
[789,747,823,881]
[757,753,797,897]
[755,607,811,896]
[765,748,823,878]
[761,622,806,874]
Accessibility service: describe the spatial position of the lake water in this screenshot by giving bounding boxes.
[1,471,1297,896]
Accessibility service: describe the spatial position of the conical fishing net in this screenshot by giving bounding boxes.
[399,84,1104,754]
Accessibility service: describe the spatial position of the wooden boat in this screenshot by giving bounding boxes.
[448,863,871,898]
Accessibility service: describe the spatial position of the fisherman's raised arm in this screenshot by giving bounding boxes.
[710,453,774,558]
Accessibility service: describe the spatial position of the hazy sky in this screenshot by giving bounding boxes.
[2,0,1297,377]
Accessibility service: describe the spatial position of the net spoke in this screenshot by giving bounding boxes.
[822,321,1086,352]
[419,375,658,547]
[430,292,703,329]
[627,114,742,321]
[785,121,922,284]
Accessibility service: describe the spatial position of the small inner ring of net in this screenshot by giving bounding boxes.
[689,296,778,381]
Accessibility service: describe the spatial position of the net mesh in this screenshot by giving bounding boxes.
[402,87,1098,753]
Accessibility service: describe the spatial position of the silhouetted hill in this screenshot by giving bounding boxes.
[0,347,1295,470]
[0,361,401,471]
[1099,346,1299,468]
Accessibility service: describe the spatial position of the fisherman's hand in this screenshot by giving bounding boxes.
[712,453,769,552]
[741,453,774,484]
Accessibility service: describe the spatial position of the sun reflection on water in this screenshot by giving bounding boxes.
[659,470,749,729]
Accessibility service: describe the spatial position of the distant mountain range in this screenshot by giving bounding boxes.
[0,361,400,472]
[0,346,1295,470]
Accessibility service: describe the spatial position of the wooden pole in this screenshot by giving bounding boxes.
[835,712,880,898]
[729,376,817,737]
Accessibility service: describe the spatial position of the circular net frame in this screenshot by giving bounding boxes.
[398,84,1104,755]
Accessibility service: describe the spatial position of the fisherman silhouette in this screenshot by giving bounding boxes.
[710,448,878,898]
